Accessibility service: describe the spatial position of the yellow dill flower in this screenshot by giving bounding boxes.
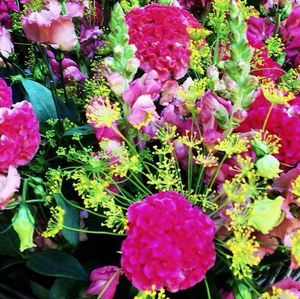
[291,229,300,267]
[45,169,63,203]
[265,35,285,58]
[42,206,64,238]
[226,203,249,229]
[194,152,219,168]
[261,80,295,105]
[252,131,281,156]
[215,134,249,158]
[188,28,211,41]
[261,287,298,299]
[178,132,203,149]
[227,228,260,279]
[86,97,120,128]
[291,176,300,203]
[83,78,111,101]
[189,43,211,75]
[156,125,178,143]
[223,178,249,203]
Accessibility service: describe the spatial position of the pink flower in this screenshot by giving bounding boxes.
[246,17,274,49]
[121,191,216,292]
[280,5,300,66]
[237,94,300,165]
[79,25,103,59]
[123,71,162,106]
[0,101,40,172]
[86,266,121,299]
[177,0,211,9]
[125,4,201,82]
[0,78,12,108]
[260,278,300,298]
[0,166,20,210]
[22,0,78,51]
[0,0,18,28]
[47,51,87,83]
[128,95,159,129]
[0,26,14,66]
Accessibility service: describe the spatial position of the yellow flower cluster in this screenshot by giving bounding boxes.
[134,287,169,299]
[261,287,298,299]
[42,206,65,238]
[215,134,249,158]
[291,229,300,267]
[291,176,300,203]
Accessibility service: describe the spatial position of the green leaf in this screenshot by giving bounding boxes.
[234,282,253,299]
[63,124,94,136]
[30,281,49,299]
[49,278,76,299]
[54,194,79,247]
[21,79,58,122]
[0,221,21,257]
[0,257,24,272]
[26,250,88,281]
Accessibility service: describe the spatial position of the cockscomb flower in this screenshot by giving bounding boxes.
[121,191,216,292]
[0,101,40,172]
[177,0,211,9]
[125,4,201,82]
[0,78,12,108]
[237,94,300,165]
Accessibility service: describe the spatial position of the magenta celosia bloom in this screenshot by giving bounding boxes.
[237,94,300,165]
[0,101,40,172]
[0,25,13,66]
[121,191,216,292]
[280,5,300,66]
[22,0,80,51]
[0,78,12,108]
[86,266,121,299]
[79,25,103,59]
[125,4,201,82]
[177,0,211,9]
[0,166,20,210]
[0,0,18,28]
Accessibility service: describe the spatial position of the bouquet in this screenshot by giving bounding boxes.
[0,0,300,298]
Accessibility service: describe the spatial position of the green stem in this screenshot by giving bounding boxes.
[62,225,125,236]
[204,279,212,299]
[22,179,28,203]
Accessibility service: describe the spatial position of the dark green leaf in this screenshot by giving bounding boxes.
[0,257,24,272]
[0,221,21,257]
[30,281,49,299]
[54,193,79,247]
[21,78,57,122]
[63,124,94,136]
[26,250,88,281]
[49,278,76,299]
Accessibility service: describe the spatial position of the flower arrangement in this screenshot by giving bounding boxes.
[0,0,300,298]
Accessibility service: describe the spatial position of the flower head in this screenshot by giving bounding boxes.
[0,78,12,108]
[121,191,216,292]
[0,101,40,172]
[125,4,201,82]
[0,26,13,66]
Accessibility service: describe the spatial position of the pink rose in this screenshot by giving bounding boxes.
[0,166,21,210]
[0,26,14,66]
[22,0,78,51]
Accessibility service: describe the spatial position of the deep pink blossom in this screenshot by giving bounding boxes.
[260,278,300,298]
[177,0,211,9]
[121,191,216,292]
[126,4,201,82]
[0,101,40,172]
[280,5,300,66]
[0,78,12,108]
[86,266,121,299]
[0,166,20,210]
[237,94,300,165]
[0,0,18,28]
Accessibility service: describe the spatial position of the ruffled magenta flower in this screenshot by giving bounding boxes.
[121,191,216,292]
[237,94,300,165]
[0,166,20,210]
[260,278,300,298]
[247,17,274,49]
[0,25,13,66]
[177,0,211,9]
[22,0,80,51]
[0,0,18,28]
[125,4,201,82]
[86,266,121,299]
[0,78,12,108]
[79,25,103,59]
[280,5,300,66]
[0,101,40,172]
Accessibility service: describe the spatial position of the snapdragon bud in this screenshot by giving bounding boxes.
[12,203,36,252]
[256,154,281,179]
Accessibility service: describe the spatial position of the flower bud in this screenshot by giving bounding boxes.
[256,154,281,179]
[12,203,36,252]
[251,139,269,157]
[207,65,219,81]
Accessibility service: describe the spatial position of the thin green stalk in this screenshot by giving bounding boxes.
[262,104,274,132]
[204,279,212,299]
[63,225,125,236]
